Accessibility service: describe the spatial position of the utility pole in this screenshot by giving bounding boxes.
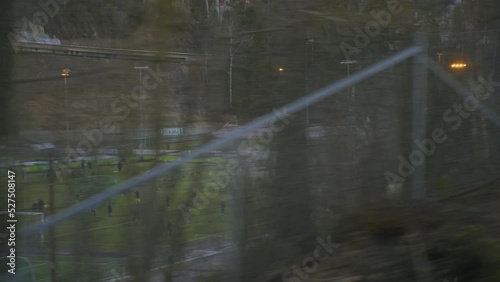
[340,60,358,111]
[48,151,57,282]
[305,38,314,126]
[61,69,71,149]
[134,66,150,148]
[23,169,27,209]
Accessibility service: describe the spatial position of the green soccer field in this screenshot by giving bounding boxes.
[5,154,232,281]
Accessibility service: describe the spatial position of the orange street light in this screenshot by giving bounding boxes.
[61,68,71,77]
[450,62,467,69]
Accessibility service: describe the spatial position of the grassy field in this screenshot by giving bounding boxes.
[3,152,232,281]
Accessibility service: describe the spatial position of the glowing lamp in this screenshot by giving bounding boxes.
[451,63,467,69]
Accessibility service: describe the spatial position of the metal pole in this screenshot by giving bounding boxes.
[411,33,428,201]
[23,170,27,209]
[229,31,233,109]
[347,63,351,102]
[407,34,433,282]
[64,76,69,148]
[48,151,57,282]
[306,39,312,126]
[61,69,71,152]
[492,31,498,77]
[341,60,358,110]
[306,38,314,126]
[305,42,309,126]
[223,145,243,282]
[40,212,45,248]
[134,66,149,148]
[139,69,143,146]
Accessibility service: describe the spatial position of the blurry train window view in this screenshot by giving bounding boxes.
[2,0,500,281]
